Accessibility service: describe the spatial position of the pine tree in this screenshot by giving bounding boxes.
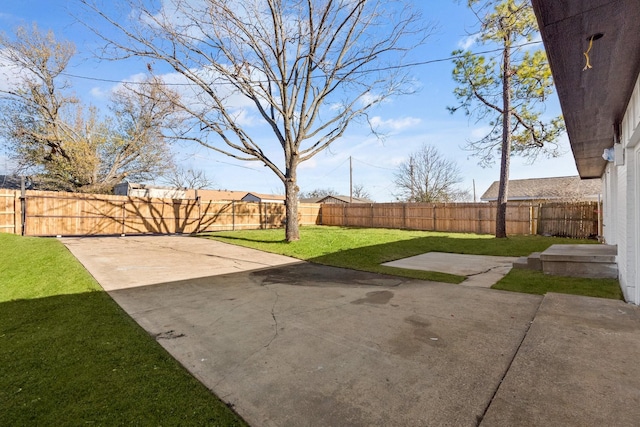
[449,0,565,237]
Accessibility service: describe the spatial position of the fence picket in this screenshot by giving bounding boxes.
[0,190,19,234]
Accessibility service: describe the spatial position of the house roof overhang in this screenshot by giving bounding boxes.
[531,0,640,178]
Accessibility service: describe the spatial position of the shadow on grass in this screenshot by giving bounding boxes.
[308,236,620,295]
[208,229,591,284]
[0,291,245,426]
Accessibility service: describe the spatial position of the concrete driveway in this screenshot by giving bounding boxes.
[62,235,640,427]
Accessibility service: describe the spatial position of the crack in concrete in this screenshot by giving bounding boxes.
[210,285,282,392]
[465,263,511,278]
[154,330,186,340]
[263,284,280,348]
[476,296,544,426]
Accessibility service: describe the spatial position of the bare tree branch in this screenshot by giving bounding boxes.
[79,0,432,240]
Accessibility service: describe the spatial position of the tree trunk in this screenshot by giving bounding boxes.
[284,171,300,242]
[496,32,512,239]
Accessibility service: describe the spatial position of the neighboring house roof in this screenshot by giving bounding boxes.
[242,192,286,203]
[0,175,25,190]
[531,0,640,178]
[299,197,323,203]
[480,176,602,202]
[113,182,186,198]
[300,195,373,204]
[0,175,40,190]
[114,182,288,203]
[185,189,248,201]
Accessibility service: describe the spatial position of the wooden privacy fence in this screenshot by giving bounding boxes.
[321,201,601,239]
[0,190,600,239]
[0,190,321,237]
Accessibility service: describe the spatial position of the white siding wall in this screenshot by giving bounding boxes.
[617,155,630,300]
[614,70,640,304]
[605,155,631,300]
[635,148,640,305]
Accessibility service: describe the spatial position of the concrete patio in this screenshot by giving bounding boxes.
[62,236,640,426]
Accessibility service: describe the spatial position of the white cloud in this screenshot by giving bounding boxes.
[145,0,210,40]
[229,108,258,127]
[298,157,318,170]
[369,116,422,131]
[457,35,479,50]
[470,125,494,140]
[360,92,382,106]
[90,86,108,98]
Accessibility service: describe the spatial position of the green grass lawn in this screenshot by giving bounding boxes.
[493,268,622,300]
[0,233,246,426]
[205,225,621,300]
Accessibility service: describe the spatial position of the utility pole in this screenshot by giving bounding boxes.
[349,156,353,203]
[473,179,477,202]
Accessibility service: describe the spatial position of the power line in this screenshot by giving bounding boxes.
[180,152,266,172]
[352,157,396,171]
[316,156,350,179]
[58,40,543,86]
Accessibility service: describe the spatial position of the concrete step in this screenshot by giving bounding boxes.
[512,257,530,270]
[512,252,543,271]
[540,244,617,279]
[527,252,542,271]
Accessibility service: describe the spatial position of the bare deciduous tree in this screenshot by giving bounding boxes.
[299,188,338,199]
[0,25,179,193]
[352,183,371,200]
[393,144,469,202]
[80,0,431,240]
[164,166,214,190]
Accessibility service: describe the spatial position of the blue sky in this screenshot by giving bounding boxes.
[0,1,578,201]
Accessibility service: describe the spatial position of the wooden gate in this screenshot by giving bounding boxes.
[536,202,600,239]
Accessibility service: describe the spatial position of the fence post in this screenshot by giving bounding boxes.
[343,204,346,226]
[529,205,534,235]
[259,201,263,229]
[20,177,26,236]
[196,195,202,234]
[121,202,126,236]
[11,190,18,235]
[403,203,407,229]
[432,204,437,231]
[370,203,374,227]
